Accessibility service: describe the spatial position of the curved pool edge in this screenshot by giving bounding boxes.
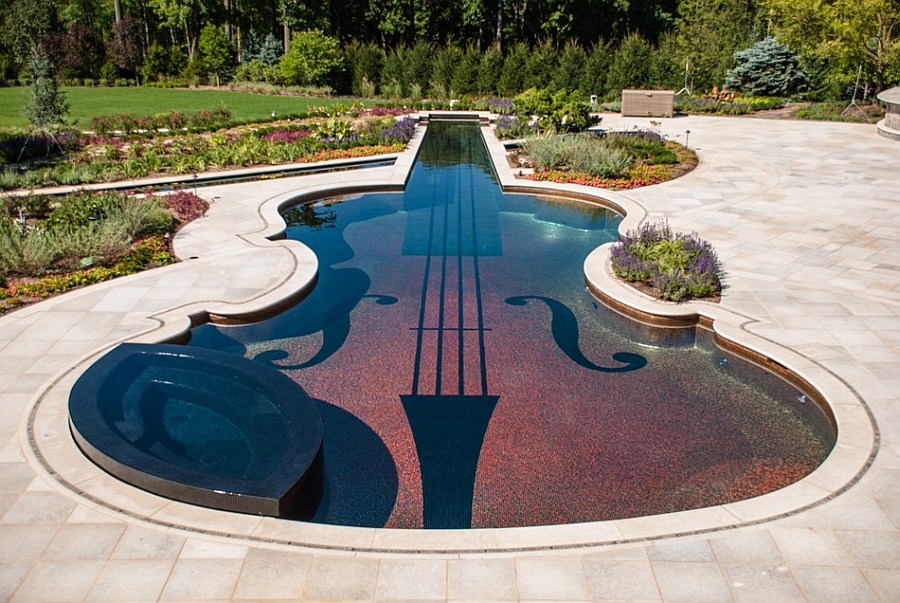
[23,114,879,556]
[583,243,878,519]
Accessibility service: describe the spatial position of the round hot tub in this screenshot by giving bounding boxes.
[68,343,324,517]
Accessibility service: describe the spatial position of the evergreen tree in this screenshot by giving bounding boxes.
[451,46,482,96]
[476,46,504,95]
[497,42,530,96]
[580,40,613,98]
[380,45,407,97]
[242,29,262,64]
[725,37,809,95]
[552,41,587,92]
[23,48,70,131]
[607,32,657,92]
[431,44,463,98]
[258,34,284,66]
[524,39,558,90]
[405,41,434,93]
[344,39,383,95]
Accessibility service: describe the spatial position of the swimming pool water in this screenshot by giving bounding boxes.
[188,120,835,529]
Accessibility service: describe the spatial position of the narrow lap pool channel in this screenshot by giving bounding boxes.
[72,120,836,530]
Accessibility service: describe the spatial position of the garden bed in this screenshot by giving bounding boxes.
[508,132,697,190]
[0,189,209,313]
[0,107,416,191]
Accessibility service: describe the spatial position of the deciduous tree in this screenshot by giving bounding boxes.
[199,24,234,86]
[765,0,900,92]
[110,14,146,79]
[674,0,761,92]
[278,29,342,86]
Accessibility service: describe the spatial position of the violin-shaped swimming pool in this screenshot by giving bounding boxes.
[71,120,835,529]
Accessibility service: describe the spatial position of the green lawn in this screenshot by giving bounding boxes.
[0,86,356,130]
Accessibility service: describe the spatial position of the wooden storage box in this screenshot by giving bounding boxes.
[621,90,675,118]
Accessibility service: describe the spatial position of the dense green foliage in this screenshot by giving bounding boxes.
[0,0,896,101]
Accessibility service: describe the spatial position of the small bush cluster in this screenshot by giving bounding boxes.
[609,221,723,302]
[494,115,539,140]
[675,94,784,115]
[796,102,884,123]
[89,107,234,136]
[513,88,598,132]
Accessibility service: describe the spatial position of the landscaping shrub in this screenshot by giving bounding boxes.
[605,133,677,165]
[609,221,723,301]
[796,102,884,123]
[494,115,538,139]
[162,190,210,223]
[89,107,234,136]
[115,195,175,237]
[0,220,60,274]
[513,88,597,133]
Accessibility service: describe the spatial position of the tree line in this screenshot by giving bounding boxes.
[1,0,897,99]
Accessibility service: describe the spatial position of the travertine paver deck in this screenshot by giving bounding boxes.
[1,113,899,601]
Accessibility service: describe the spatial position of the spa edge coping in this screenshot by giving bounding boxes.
[23,111,878,555]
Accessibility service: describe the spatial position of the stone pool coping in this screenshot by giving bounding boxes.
[23,112,878,554]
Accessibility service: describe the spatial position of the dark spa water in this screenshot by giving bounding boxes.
[188,120,835,529]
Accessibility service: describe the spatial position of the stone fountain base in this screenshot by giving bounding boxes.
[877,87,900,141]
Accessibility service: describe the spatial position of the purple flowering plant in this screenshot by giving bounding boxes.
[378,117,417,145]
[609,221,723,301]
